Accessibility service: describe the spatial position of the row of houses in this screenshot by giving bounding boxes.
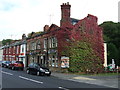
[1,2,106,71]
[2,35,26,66]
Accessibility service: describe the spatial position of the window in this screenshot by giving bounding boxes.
[36,40,41,49]
[72,22,77,25]
[44,38,47,49]
[49,38,52,48]
[30,42,36,50]
[49,55,58,67]
[17,46,19,54]
[28,63,33,67]
[27,43,29,51]
[22,45,24,52]
[34,42,36,50]
[15,46,17,54]
[51,37,57,48]
[9,47,11,54]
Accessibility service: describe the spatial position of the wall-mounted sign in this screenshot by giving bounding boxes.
[61,56,69,68]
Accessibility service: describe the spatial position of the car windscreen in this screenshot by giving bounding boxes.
[6,61,11,63]
[16,61,23,64]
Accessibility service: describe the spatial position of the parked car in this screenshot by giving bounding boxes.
[26,63,51,76]
[8,61,24,70]
[2,61,11,68]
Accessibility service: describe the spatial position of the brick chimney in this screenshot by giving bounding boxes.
[44,25,49,32]
[60,2,71,27]
[22,34,26,40]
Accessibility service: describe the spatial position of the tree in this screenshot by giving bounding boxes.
[2,39,13,45]
[118,47,120,66]
[107,43,119,66]
[100,21,120,66]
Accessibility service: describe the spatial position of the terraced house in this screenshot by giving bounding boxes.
[2,34,26,67]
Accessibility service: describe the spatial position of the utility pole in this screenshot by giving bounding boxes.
[49,14,54,25]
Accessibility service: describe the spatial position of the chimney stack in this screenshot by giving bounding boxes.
[60,2,71,27]
[22,34,26,40]
[44,25,49,32]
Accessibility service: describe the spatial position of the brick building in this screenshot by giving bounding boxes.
[2,34,27,67]
[26,2,104,72]
[2,2,104,72]
[0,41,3,61]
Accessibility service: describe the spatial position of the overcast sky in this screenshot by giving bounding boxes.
[0,0,119,41]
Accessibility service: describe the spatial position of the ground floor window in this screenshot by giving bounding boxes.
[49,55,58,67]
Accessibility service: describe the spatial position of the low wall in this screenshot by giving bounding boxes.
[49,67,69,73]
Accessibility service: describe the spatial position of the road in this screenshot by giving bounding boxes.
[0,67,116,89]
[0,66,2,89]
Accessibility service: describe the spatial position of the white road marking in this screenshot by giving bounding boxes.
[19,76,43,84]
[1,71,13,76]
[58,86,69,90]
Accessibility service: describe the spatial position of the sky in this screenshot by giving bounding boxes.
[0,0,119,41]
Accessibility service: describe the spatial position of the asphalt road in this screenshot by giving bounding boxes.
[0,67,2,89]
[1,67,114,89]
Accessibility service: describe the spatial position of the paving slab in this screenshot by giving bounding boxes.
[51,72,119,88]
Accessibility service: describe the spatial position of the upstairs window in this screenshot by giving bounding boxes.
[27,43,29,51]
[51,37,57,48]
[30,42,36,50]
[22,45,24,53]
[44,38,47,49]
[36,40,41,49]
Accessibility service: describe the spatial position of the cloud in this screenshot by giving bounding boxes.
[0,0,119,41]
[0,2,14,11]
[0,0,19,11]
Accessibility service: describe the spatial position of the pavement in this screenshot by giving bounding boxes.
[51,72,119,88]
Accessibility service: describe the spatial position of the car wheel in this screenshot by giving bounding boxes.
[12,67,15,70]
[9,67,12,69]
[47,74,51,76]
[21,68,24,71]
[8,66,11,69]
[40,72,45,76]
[26,70,30,74]
[37,71,40,76]
[4,65,6,68]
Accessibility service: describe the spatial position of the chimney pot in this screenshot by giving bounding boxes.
[44,25,49,32]
[67,2,69,5]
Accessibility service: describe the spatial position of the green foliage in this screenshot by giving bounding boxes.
[63,41,104,74]
[2,39,13,45]
[100,21,120,66]
[107,43,119,65]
